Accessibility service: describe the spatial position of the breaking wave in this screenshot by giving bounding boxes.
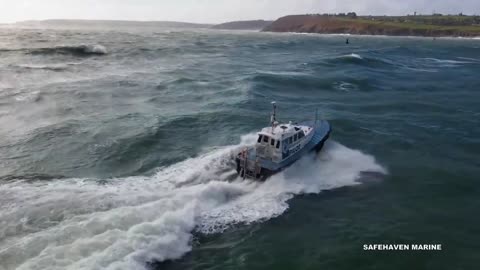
[0,135,386,270]
[343,53,363,60]
[1,45,107,56]
[33,44,107,56]
[322,53,395,69]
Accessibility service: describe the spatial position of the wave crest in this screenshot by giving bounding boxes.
[2,44,108,56]
[35,44,107,56]
[14,64,69,71]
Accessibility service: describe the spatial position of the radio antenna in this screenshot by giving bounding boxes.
[271,101,276,133]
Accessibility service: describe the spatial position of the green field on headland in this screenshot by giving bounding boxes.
[263,14,480,37]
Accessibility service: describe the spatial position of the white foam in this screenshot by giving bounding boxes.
[0,136,385,270]
[82,44,108,55]
[457,57,480,62]
[342,53,363,60]
[13,90,41,102]
[422,57,473,65]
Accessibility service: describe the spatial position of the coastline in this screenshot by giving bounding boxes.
[262,15,480,39]
[262,30,480,40]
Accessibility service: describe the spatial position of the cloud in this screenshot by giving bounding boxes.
[0,0,478,23]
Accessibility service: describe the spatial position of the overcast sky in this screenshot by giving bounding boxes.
[1,0,479,23]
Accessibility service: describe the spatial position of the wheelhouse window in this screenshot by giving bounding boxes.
[257,135,263,143]
[276,141,280,149]
[288,137,293,144]
[298,131,305,139]
[294,134,298,141]
[270,139,275,146]
[263,136,269,143]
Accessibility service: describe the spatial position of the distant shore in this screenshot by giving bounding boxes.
[262,14,480,38]
[211,20,272,30]
[6,16,480,38]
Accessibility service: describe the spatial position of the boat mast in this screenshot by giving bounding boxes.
[271,101,276,134]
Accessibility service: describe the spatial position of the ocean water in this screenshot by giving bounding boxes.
[0,27,479,270]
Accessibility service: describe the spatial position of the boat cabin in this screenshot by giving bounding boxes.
[236,101,331,180]
[255,122,313,162]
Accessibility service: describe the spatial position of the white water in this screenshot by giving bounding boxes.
[0,135,386,270]
[81,44,107,55]
[344,53,363,59]
[422,57,473,65]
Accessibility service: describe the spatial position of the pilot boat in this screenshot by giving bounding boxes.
[236,102,331,180]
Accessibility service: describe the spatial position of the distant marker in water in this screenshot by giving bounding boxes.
[346,38,350,44]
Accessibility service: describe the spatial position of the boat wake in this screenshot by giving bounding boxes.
[0,135,386,270]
